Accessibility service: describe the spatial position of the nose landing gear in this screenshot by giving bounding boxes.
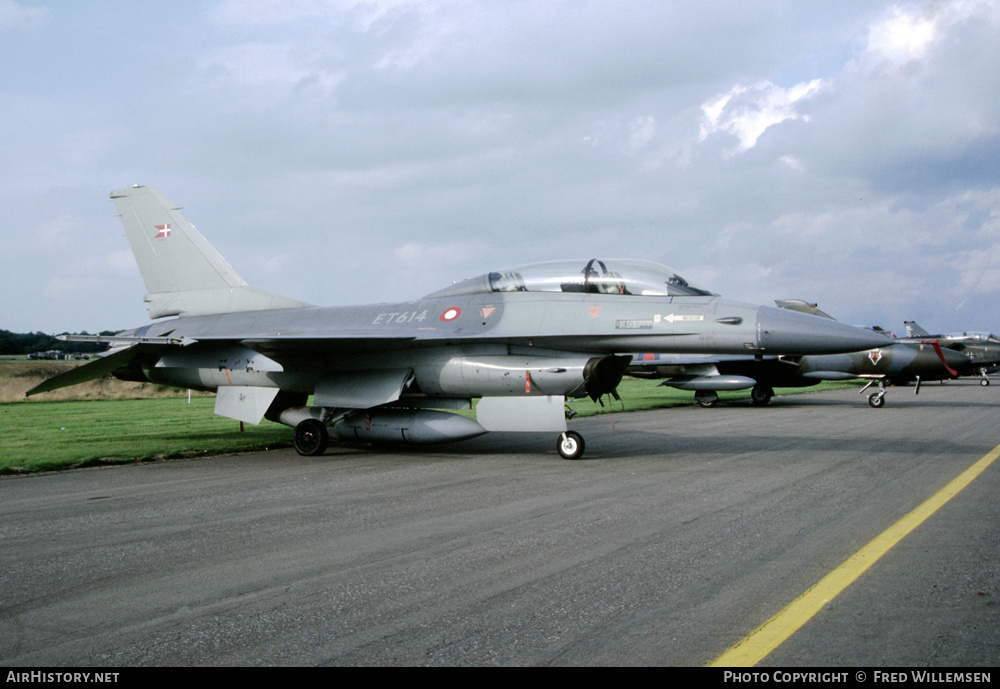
[557,431,585,460]
[860,379,888,408]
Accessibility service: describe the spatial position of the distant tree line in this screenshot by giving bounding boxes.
[0,330,114,356]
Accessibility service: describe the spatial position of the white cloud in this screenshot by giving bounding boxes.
[699,79,825,153]
[862,0,998,68]
[866,5,938,64]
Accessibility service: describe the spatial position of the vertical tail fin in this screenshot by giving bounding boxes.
[111,185,311,319]
[904,321,931,338]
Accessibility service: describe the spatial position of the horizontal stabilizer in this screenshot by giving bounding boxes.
[26,346,140,397]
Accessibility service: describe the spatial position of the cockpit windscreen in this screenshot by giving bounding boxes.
[424,259,716,300]
[487,259,715,297]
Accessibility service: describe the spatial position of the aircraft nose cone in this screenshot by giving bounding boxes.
[756,306,893,354]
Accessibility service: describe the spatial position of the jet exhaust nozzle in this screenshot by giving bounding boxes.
[583,355,631,401]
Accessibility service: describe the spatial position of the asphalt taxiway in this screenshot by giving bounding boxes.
[1,383,998,666]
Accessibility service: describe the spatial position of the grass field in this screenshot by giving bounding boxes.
[0,357,211,403]
[0,358,855,474]
[0,397,290,474]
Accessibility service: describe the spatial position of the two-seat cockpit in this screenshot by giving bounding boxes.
[939,332,1000,345]
[427,258,717,299]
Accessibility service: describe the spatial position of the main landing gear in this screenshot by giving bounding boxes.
[750,384,773,406]
[293,419,329,456]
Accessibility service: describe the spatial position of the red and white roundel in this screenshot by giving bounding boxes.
[440,306,462,322]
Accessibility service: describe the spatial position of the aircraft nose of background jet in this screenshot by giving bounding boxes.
[755,305,893,354]
[939,346,971,369]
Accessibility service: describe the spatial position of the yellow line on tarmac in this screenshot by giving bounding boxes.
[709,442,1000,667]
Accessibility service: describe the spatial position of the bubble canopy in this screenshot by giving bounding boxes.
[425,259,718,299]
[942,332,1000,343]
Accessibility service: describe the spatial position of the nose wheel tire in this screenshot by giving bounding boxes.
[868,392,886,408]
[294,419,329,456]
[557,431,586,460]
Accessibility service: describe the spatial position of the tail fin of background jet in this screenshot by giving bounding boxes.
[111,185,312,319]
[904,321,931,337]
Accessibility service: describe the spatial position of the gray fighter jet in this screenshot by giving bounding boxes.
[29,186,891,458]
[632,309,999,409]
[900,321,1000,384]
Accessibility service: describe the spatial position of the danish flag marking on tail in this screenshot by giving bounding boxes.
[153,224,171,239]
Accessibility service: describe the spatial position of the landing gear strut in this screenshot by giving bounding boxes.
[860,379,887,408]
[557,431,585,460]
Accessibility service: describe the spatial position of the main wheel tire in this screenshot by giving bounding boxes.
[868,392,885,408]
[750,385,773,406]
[557,431,585,460]
[293,419,329,456]
[695,392,719,408]
[981,378,990,387]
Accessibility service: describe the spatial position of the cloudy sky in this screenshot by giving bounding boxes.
[3,0,999,336]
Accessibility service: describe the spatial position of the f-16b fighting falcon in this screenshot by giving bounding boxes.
[29,186,892,458]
